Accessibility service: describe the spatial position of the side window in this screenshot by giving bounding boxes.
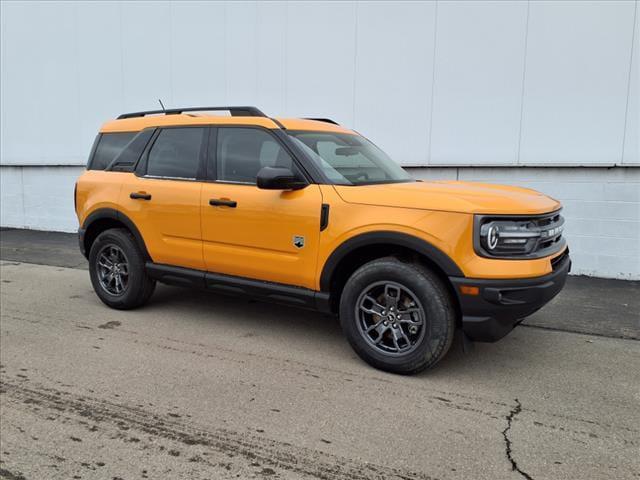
[147,128,204,179]
[216,128,295,184]
[89,132,136,170]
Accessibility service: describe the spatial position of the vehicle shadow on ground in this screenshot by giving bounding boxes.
[139,284,560,380]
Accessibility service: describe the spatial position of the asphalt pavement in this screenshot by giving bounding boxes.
[0,229,639,480]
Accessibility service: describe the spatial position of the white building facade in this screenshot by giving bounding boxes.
[1,0,638,279]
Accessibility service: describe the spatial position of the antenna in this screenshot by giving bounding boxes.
[158,99,166,112]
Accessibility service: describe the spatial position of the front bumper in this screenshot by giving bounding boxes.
[450,250,571,342]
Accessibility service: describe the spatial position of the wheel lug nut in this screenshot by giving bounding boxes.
[392,323,397,328]
[383,321,388,326]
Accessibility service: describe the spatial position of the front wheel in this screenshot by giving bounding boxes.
[89,228,155,310]
[339,257,455,374]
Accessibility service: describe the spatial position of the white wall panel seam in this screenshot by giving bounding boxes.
[254,1,259,102]
[621,0,638,164]
[118,2,125,112]
[168,1,174,106]
[224,1,228,104]
[352,1,359,129]
[426,0,440,166]
[72,3,82,161]
[516,0,531,165]
[283,2,288,113]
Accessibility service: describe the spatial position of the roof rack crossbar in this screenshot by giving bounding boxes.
[304,117,340,125]
[117,106,267,120]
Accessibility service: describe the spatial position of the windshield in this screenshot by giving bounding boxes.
[288,131,413,186]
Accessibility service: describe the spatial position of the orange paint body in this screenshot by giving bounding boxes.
[76,113,567,292]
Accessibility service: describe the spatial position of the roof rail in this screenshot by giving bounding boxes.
[304,117,340,125]
[117,106,267,120]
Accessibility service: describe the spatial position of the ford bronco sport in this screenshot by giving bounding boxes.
[75,106,570,374]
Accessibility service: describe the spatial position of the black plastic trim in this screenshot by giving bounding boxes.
[319,231,464,292]
[304,117,339,125]
[80,208,151,261]
[270,117,287,130]
[78,227,86,256]
[145,263,331,312]
[145,263,205,289]
[135,128,161,177]
[117,106,267,119]
[320,204,330,231]
[450,251,571,342]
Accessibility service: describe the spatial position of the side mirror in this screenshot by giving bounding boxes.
[257,167,307,190]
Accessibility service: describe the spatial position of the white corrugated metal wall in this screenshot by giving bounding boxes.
[1,1,639,278]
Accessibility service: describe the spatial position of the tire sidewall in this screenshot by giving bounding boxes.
[89,229,148,309]
[340,259,454,373]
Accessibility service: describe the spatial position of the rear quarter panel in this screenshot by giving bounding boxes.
[76,170,127,226]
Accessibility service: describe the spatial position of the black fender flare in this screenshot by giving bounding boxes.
[319,231,465,292]
[81,208,151,260]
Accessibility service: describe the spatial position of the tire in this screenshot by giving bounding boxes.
[339,257,455,374]
[88,228,155,310]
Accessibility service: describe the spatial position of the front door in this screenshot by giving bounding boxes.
[201,127,322,289]
[119,127,206,270]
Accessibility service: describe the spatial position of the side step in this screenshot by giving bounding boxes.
[145,263,331,313]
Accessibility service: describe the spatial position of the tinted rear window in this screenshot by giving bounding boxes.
[146,128,204,179]
[89,133,136,170]
[110,129,155,172]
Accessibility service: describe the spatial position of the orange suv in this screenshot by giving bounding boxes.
[75,106,570,374]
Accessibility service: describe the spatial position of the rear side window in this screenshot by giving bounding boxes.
[109,129,154,172]
[146,128,204,179]
[88,132,136,170]
[216,128,294,184]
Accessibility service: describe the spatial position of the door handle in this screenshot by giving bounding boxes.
[209,198,237,208]
[130,192,152,200]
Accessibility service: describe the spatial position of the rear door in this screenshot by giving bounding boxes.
[200,127,323,289]
[119,127,206,270]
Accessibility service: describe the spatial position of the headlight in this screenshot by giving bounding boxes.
[475,211,565,259]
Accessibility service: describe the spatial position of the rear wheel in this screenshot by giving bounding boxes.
[89,228,155,310]
[339,257,455,374]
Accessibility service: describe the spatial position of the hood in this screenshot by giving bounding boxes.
[334,181,561,215]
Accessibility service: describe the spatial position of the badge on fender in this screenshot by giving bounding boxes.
[293,236,305,249]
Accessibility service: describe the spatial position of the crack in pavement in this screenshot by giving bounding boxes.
[502,399,534,480]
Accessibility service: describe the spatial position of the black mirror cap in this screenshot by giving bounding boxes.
[257,166,308,190]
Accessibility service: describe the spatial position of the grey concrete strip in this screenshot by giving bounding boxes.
[0,228,87,270]
[0,262,638,479]
[526,275,640,340]
[1,228,638,340]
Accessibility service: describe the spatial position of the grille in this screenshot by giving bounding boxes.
[531,212,565,254]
